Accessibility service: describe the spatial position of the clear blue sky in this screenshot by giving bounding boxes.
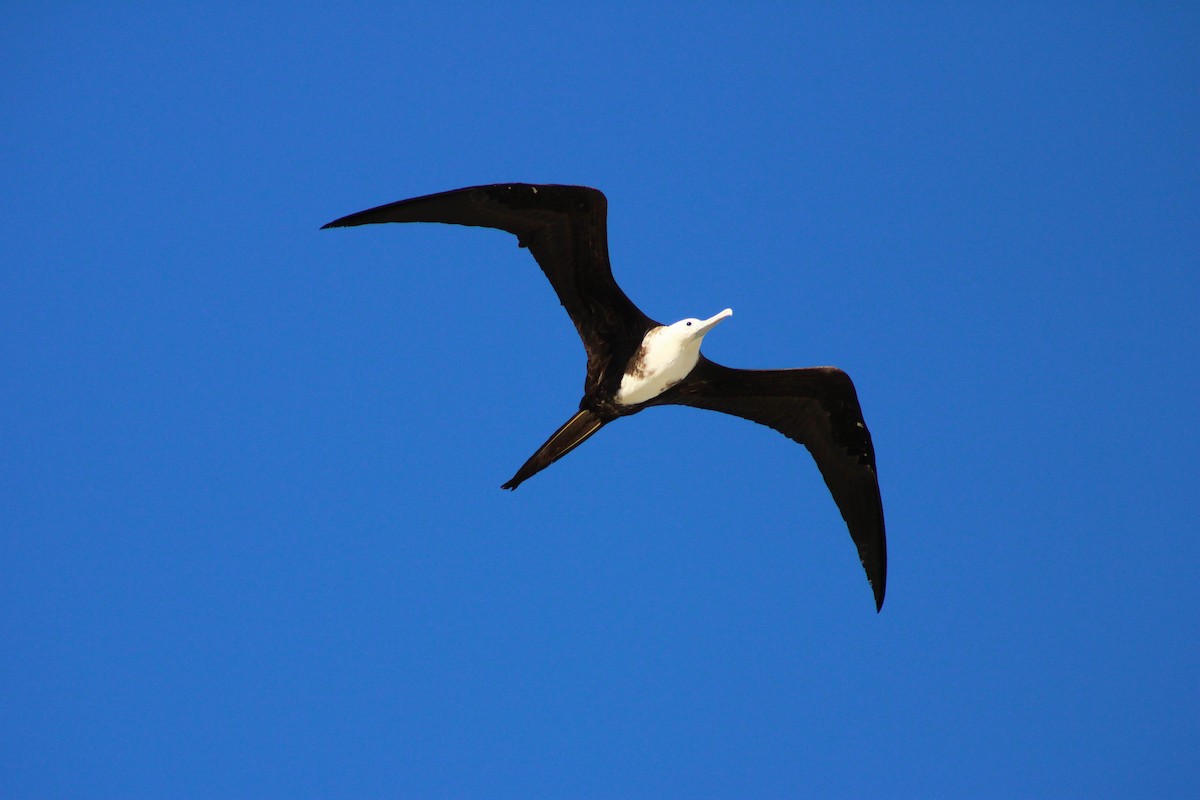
[3,4,1197,797]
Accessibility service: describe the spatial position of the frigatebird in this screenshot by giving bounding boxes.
[323,184,887,611]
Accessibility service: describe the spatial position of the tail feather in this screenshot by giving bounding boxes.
[502,409,609,490]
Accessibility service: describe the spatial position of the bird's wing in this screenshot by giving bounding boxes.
[659,357,887,610]
[322,184,657,389]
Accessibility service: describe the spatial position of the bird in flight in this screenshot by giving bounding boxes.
[323,184,887,611]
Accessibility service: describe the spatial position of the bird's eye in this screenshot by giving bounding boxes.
[686,321,693,326]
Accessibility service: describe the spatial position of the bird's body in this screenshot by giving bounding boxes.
[616,310,732,405]
[323,184,888,611]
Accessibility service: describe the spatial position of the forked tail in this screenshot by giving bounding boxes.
[502,409,609,490]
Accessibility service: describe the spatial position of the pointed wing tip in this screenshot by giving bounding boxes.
[857,542,886,612]
[867,564,886,612]
[852,538,886,612]
[322,207,387,229]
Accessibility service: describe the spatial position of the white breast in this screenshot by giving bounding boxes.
[615,326,703,406]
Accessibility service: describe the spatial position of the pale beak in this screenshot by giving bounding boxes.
[695,308,733,336]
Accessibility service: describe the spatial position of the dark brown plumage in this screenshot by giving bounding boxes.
[323,183,887,611]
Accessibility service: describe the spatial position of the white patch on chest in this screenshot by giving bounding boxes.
[616,326,703,406]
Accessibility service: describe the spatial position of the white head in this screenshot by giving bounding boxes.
[661,308,733,347]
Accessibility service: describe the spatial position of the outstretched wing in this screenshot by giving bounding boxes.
[323,184,657,392]
[660,357,887,611]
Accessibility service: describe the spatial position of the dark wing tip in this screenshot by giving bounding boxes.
[857,521,886,612]
[320,184,606,232]
[321,212,372,229]
[321,210,364,229]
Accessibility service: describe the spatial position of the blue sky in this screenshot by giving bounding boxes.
[3,3,1197,797]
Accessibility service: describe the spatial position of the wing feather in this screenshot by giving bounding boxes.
[661,357,887,610]
[323,184,656,392]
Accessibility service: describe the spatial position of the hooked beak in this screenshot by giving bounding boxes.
[695,308,733,337]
